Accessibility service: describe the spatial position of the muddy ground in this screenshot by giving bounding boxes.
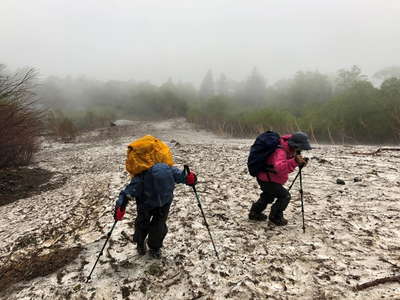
[0,119,399,300]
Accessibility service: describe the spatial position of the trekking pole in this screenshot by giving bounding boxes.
[291,151,307,233]
[184,165,219,260]
[86,220,117,282]
[299,167,306,233]
[288,169,301,192]
[288,150,305,191]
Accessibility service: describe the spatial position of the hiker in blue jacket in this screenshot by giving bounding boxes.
[114,163,197,258]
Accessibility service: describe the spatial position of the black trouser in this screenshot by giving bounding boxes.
[250,180,291,218]
[133,202,171,249]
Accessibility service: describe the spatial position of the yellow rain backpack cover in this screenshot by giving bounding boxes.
[125,135,174,176]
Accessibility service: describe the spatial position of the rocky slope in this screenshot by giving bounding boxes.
[1,119,399,300]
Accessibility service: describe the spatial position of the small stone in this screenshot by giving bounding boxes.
[73,284,81,292]
[336,179,345,185]
[353,177,362,182]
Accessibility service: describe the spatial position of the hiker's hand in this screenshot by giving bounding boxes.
[295,154,307,168]
[114,206,126,221]
[185,172,197,186]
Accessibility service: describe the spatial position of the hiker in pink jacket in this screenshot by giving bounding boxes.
[249,132,311,225]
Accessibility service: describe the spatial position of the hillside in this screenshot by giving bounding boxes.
[1,119,399,300]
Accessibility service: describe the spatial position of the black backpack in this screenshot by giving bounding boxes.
[247,131,280,177]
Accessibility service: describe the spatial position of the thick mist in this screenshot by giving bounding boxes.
[1,0,399,85]
[1,0,400,145]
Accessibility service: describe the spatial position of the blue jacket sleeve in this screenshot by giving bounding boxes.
[116,176,142,208]
[172,167,186,184]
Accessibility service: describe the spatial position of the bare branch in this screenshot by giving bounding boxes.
[0,66,42,168]
[354,275,400,291]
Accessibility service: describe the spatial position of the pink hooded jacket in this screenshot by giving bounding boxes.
[257,134,299,185]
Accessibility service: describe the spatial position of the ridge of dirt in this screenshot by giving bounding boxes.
[0,167,67,206]
[0,246,82,296]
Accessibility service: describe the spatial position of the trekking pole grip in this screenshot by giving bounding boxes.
[184,164,198,193]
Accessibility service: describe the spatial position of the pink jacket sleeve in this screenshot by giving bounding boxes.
[272,149,298,175]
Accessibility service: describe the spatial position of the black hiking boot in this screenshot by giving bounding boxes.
[249,211,268,221]
[137,243,147,255]
[133,235,147,255]
[148,248,161,259]
[269,215,288,226]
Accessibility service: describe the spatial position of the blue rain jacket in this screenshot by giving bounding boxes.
[116,163,186,209]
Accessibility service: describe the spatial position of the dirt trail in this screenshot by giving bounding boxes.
[0,119,399,299]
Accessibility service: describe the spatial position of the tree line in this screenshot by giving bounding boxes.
[1,63,400,167]
[191,65,400,144]
[36,65,400,144]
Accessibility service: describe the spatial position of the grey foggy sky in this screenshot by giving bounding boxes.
[1,0,399,86]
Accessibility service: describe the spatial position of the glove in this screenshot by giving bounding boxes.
[295,154,308,168]
[185,172,197,186]
[114,206,126,221]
